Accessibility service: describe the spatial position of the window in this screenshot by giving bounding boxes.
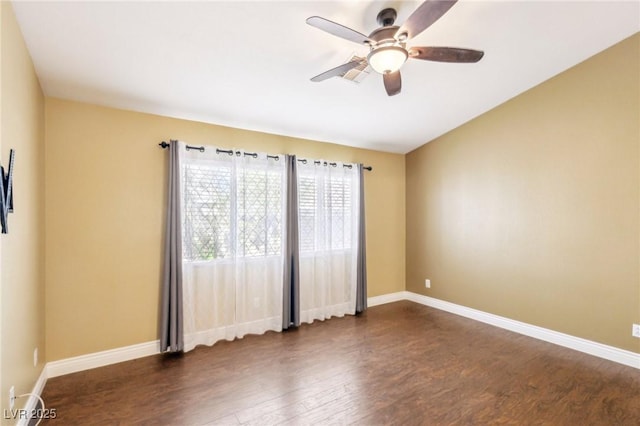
[182,158,283,261]
[182,163,232,261]
[236,167,283,257]
[297,168,353,254]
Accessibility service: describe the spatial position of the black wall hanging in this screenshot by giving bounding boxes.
[1,149,15,234]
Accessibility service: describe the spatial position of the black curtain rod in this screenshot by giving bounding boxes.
[158,141,373,171]
[215,148,280,161]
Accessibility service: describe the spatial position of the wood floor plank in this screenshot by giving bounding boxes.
[41,301,640,425]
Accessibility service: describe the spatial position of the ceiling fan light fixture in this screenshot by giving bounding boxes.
[367,45,408,74]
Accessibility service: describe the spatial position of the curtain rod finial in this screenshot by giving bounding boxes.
[159,141,170,149]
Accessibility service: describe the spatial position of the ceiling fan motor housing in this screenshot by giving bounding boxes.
[367,23,408,75]
[368,26,400,45]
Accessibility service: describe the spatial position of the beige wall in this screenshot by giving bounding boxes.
[44,98,406,361]
[406,33,639,353]
[0,1,46,418]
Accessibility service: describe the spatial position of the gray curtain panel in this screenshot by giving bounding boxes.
[160,140,184,352]
[356,164,368,314]
[282,154,301,329]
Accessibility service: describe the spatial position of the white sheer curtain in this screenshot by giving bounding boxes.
[178,142,285,352]
[297,160,360,323]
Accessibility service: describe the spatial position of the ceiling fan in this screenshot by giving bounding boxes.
[307,0,484,96]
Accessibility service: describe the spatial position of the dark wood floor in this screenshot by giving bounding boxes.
[41,301,639,425]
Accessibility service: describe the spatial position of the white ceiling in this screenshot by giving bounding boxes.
[12,1,640,154]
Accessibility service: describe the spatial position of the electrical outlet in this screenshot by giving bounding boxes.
[425,279,431,288]
[9,386,15,410]
[633,324,640,338]
[34,347,38,366]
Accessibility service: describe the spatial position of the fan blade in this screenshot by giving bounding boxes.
[306,16,373,45]
[311,60,364,82]
[383,71,401,96]
[409,47,484,63]
[395,0,458,40]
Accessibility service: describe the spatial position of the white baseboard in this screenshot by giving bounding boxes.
[41,291,638,381]
[404,291,640,370]
[46,340,160,378]
[367,291,406,307]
